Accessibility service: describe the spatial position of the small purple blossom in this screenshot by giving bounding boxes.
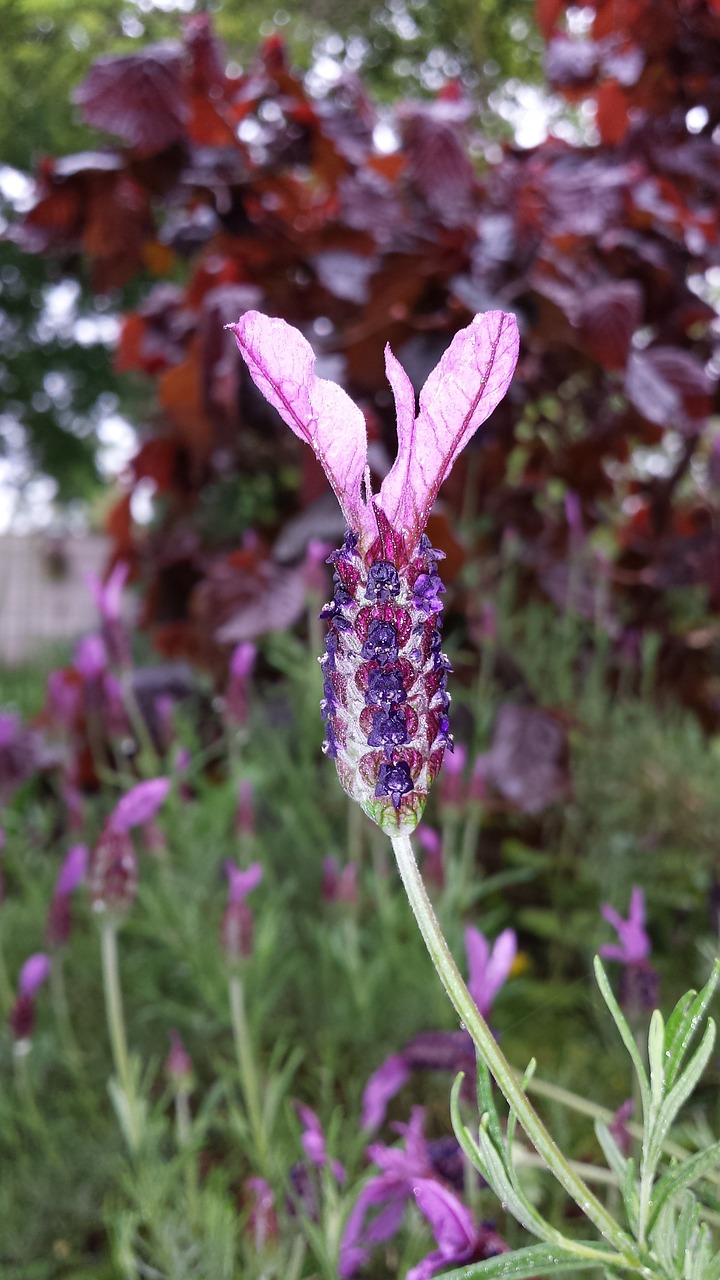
[221,860,263,959]
[465,926,517,1019]
[87,561,129,623]
[361,1054,411,1131]
[409,1179,508,1279]
[226,642,257,726]
[55,844,88,896]
[296,1102,346,1183]
[322,855,358,904]
[19,953,51,998]
[165,1029,193,1083]
[74,633,108,681]
[108,778,170,833]
[225,860,263,903]
[599,888,651,965]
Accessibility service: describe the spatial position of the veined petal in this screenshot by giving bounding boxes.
[227,312,374,543]
[379,311,519,552]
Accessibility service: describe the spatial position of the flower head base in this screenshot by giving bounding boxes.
[228,309,519,833]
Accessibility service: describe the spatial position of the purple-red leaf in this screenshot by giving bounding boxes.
[74,44,187,155]
[625,347,713,433]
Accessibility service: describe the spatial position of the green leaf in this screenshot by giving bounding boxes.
[595,1119,627,1184]
[647,1009,665,1116]
[648,1019,716,1170]
[438,1241,622,1279]
[622,1156,639,1236]
[649,1141,720,1231]
[594,956,651,1121]
[664,962,720,1089]
[475,1055,506,1157]
[451,1072,489,1178]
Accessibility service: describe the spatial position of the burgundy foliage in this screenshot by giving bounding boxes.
[17,4,720,723]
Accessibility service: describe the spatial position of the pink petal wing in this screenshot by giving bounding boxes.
[379,311,519,551]
[412,1179,476,1254]
[227,312,373,542]
[484,927,517,1004]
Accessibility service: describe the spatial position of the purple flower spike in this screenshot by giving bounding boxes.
[226,642,257,725]
[599,887,651,965]
[109,777,171,833]
[465,926,517,1019]
[55,844,88,896]
[19,953,51,998]
[87,561,130,623]
[227,309,518,835]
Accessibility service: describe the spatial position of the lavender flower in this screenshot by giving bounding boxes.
[108,777,170,833]
[221,860,263,959]
[409,1179,508,1279]
[465,926,517,1019]
[225,642,257,726]
[86,561,132,667]
[165,1029,194,1085]
[10,952,51,1041]
[46,844,88,948]
[227,310,518,834]
[296,1102,346,1183]
[599,887,658,1013]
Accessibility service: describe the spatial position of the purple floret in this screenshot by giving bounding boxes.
[375,760,414,808]
[361,620,399,664]
[365,561,401,602]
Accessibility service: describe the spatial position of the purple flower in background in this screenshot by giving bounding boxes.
[108,778,170,833]
[88,825,138,917]
[228,309,518,834]
[361,1053,411,1131]
[0,712,39,804]
[296,1102,346,1183]
[340,1108,432,1277]
[46,843,89,947]
[19,953,51,998]
[10,952,51,1041]
[246,1175,279,1250]
[415,825,444,890]
[322,855,358,904]
[55,844,88,896]
[465,926,517,1019]
[225,642,257,726]
[236,778,255,837]
[600,887,658,1014]
[409,1179,508,1279]
[599,887,650,965]
[74,634,108,682]
[165,1029,193,1084]
[86,561,132,667]
[221,859,263,959]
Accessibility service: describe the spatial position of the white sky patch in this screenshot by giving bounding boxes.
[97,414,138,479]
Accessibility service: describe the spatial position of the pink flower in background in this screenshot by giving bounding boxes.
[599,887,650,965]
[322,855,358,904]
[10,952,51,1041]
[74,634,108,682]
[302,538,333,597]
[465,926,517,1019]
[87,561,129,623]
[165,1029,193,1084]
[599,887,658,1012]
[296,1102,346,1183]
[221,860,263,959]
[225,642,257,726]
[228,309,518,834]
[245,1176,279,1251]
[416,825,444,890]
[236,778,255,837]
[88,825,138,917]
[108,778,170,833]
[46,843,89,947]
[438,742,467,809]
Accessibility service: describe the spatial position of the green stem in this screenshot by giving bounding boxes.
[390,831,646,1270]
[50,953,82,1074]
[228,970,267,1170]
[100,918,143,1152]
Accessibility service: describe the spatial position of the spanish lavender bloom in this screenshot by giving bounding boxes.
[227,310,518,834]
[296,1102,346,1183]
[108,777,170,833]
[361,1053,411,1131]
[165,1029,193,1084]
[409,1179,508,1279]
[600,887,658,1013]
[221,859,263,959]
[10,952,51,1041]
[599,887,650,965]
[465,925,517,1020]
[46,843,88,947]
[225,642,257,726]
[88,825,138,918]
[87,561,132,667]
[245,1175,279,1251]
